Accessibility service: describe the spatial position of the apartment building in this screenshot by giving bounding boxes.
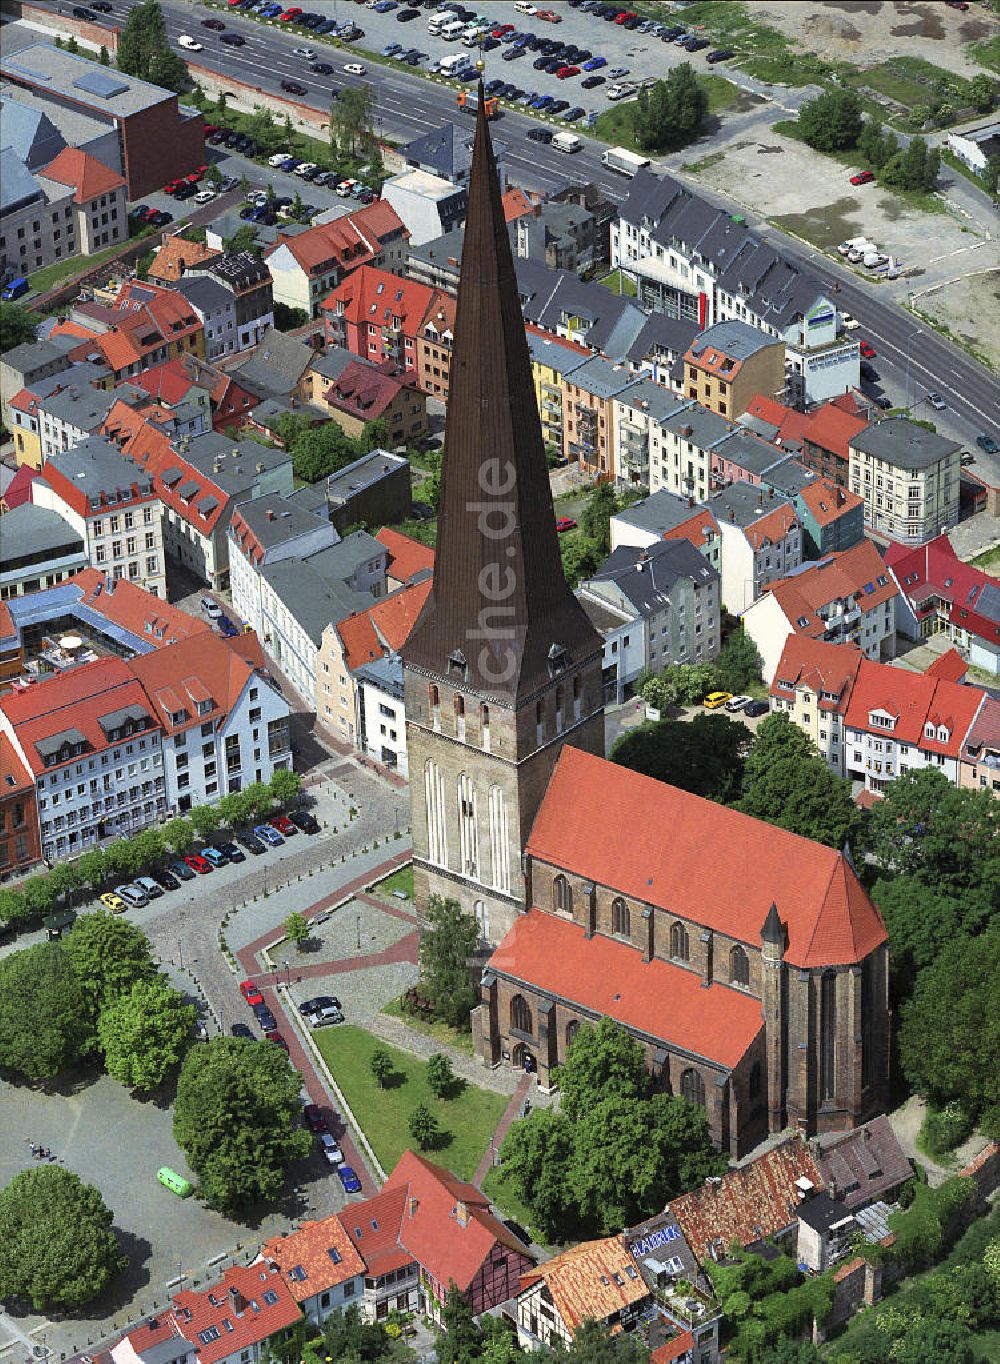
[8,363,118,469]
[959,696,1000,795]
[742,538,898,683]
[32,435,167,597]
[515,257,646,360]
[188,251,275,352]
[611,487,723,579]
[886,534,1000,676]
[174,276,238,362]
[849,417,961,545]
[356,656,407,775]
[0,734,41,878]
[1,338,76,428]
[611,379,691,490]
[844,658,986,795]
[707,482,802,614]
[265,202,408,317]
[298,348,428,447]
[51,285,205,382]
[651,404,732,504]
[624,312,699,387]
[769,636,865,776]
[514,199,600,273]
[562,356,641,476]
[744,392,870,489]
[524,326,591,455]
[382,168,467,246]
[414,290,457,402]
[323,266,443,387]
[0,503,87,600]
[229,493,340,641]
[0,657,166,861]
[682,321,785,420]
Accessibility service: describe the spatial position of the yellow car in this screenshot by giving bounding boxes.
[100,892,127,914]
[702,691,733,710]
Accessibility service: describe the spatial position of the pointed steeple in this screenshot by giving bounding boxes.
[403,86,601,703]
[761,901,785,947]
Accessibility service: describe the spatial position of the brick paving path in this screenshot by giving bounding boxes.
[473,1072,536,1186]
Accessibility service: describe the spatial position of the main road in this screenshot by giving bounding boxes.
[54,0,1000,449]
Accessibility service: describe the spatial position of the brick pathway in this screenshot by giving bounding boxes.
[474,1072,536,1186]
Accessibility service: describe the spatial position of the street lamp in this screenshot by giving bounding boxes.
[283,959,291,990]
[905,328,924,410]
[356,912,362,952]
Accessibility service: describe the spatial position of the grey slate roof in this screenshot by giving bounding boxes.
[0,147,44,214]
[514,259,645,358]
[407,224,465,274]
[260,531,383,645]
[524,329,590,375]
[626,312,700,365]
[690,318,781,363]
[660,404,733,449]
[615,378,689,425]
[613,487,710,537]
[849,416,961,471]
[570,355,639,401]
[714,428,788,479]
[0,504,84,566]
[183,433,289,495]
[0,95,65,170]
[588,537,718,617]
[235,492,329,550]
[233,325,312,397]
[355,652,403,697]
[36,379,117,432]
[46,436,154,504]
[708,479,796,531]
[306,346,357,383]
[174,275,233,315]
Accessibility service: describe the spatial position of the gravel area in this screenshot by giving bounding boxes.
[911,268,1000,372]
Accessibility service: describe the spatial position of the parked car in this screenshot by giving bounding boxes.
[859,341,876,358]
[299,994,343,1018]
[265,1030,289,1052]
[337,1165,362,1193]
[237,830,267,855]
[114,883,148,908]
[153,868,180,892]
[240,979,264,1005]
[270,814,297,837]
[725,695,753,713]
[319,1132,345,1164]
[702,691,733,710]
[706,48,735,62]
[301,998,343,1026]
[253,1004,278,1032]
[860,360,879,383]
[100,892,127,914]
[184,853,213,875]
[200,596,222,619]
[555,517,577,532]
[304,1103,328,1132]
[743,700,770,718]
[201,846,228,869]
[169,859,195,881]
[230,1023,255,1039]
[216,840,245,862]
[927,391,947,411]
[850,170,875,186]
[976,434,999,454]
[289,808,320,834]
[135,875,165,899]
[254,823,284,846]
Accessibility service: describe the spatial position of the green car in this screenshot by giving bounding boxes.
[157,1167,193,1198]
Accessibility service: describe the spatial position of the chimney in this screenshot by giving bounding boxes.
[229,1285,248,1316]
[455,1201,469,1228]
[266,509,275,521]
[409,1197,419,1218]
[679,424,693,438]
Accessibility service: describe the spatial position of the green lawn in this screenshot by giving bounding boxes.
[27,236,148,298]
[382,997,475,1058]
[593,74,736,155]
[970,545,1000,574]
[481,1165,550,1249]
[313,1025,506,1180]
[969,36,1000,76]
[597,270,637,297]
[772,119,946,215]
[370,864,413,902]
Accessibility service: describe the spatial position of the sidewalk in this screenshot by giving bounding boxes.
[474,1072,535,1186]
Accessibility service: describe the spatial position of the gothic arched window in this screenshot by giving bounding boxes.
[730,945,750,987]
[612,897,630,937]
[553,875,572,915]
[510,994,532,1035]
[681,1068,705,1108]
[670,920,689,962]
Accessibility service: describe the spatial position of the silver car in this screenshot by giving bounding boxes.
[114,883,148,908]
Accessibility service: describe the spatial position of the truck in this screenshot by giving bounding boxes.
[457,88,499,119]
[552,130,583,153]
[1,277,29,301]
[439,52,471,76]
[601,146,651,177]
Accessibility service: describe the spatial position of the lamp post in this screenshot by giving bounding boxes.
[905,328,924,411]
[283,959,291,990]
[356,912,362,952]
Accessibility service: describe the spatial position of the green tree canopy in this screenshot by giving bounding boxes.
[162,815,194,855]
[437,1283,482,1364]
[270,767,301,805]
[797,88,864,151]
[173,1036,311,1210]
[611,711,749,802]
[738,712,863,850]
[714,627,763,693]
[188,804,221,839]
[0,301,38,353]
[64,909,158,1030]
[408,1103,441,1151]
[98,977,195,1092]
[284,911,310,949]
[556,1017,649,1121]
[0,942,89,1080]
[634,63,709,153]
[497,1107,577,1243]
[898,922,1000,1136]
[426,1051,457,1099]
[418,896,479,1030]
[0,1166,125,1311]
[370,1045,393,1088]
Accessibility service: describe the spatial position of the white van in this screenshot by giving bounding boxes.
[439,17,466,39]
[427,9,457,34]
[438,52,470,75]
[552,131,582,154]
[462,24,486,45]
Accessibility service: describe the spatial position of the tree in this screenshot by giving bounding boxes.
[0,302,38,354]
[323,1304,417,1363]
[188,804,221,839]
[76,848,108,891]
[98,977,195,1092]
[498,1108,577,1242]
[269,767,301,806]
[130,828,165,870]
[64,909,157,1028]
[560,532,603,589]
[147,46,188,93]
[969,73,996,114]
[245,780,274,819]
[224,223,260,257]
[557,1017,649,1121]
[657,661,720,706]
[437,1283,481,1364]
[562,1320,650,1363]
[217,789,255,829]
[117,0,168,79]
[714,627,762,693]
[0,1167,125,1310]
[0,942,89,1080]
[46,861,80,905]
[21,872,55,919]
[0,888,28,929]
[408,1103,441,1151]
[891,1320,974,1364]
[426,1051,456,1099]
[370,1045,394,1089]
[418,896,479,1030]
[797,88,863,152]
[284,911,310,950]
[99,44,110,64]
[162,815,194,855]
[738,713,863,850]
[331,81,376,159]
[173,1036,311,1210]
[611,712,748,802]
[984,152,1000,195]
[871,875,959,994]
[898,923,1000,1136]
[580,480,618,556]
[634,62,709,153]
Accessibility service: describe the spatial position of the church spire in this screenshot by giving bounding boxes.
[403,86,600,703]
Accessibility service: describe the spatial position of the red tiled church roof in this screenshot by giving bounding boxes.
[528,748,887,969]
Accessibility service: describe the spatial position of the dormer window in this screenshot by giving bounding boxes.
[547,643,568,677]
[448,649,468,682]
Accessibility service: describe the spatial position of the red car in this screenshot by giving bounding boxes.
[614,10,637,23]
[859,341,876,358]
[850,170,875,186]
[270,814,297,837]
[557,65,580,78]
[492,23,513,36]
[184,853,213,875]
[280,6,302,19]
[537,9,562,20]
[555,517,577,533]
[303,1103,328,1133]
[265,1030,289,1052]
[240,980,263,1007]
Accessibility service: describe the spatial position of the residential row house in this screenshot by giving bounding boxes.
[264,201,409,317]
[610,170,859,404]
[1,336,79,429]
[742,538,898,684]
[770,635,993,794]
[8,362,119,470]
[48,284,205,383]
[0,730,41,879]
[31,435,168,597]
[297,346,428,447]
[743,392,871,489]
[887,533,1000,676]
[577,537,721,703]
[848,416,961,545]
[681,319,785,421]
[177,249,275,354]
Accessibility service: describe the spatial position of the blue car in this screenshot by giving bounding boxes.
[280,157,299,172]
[337,1165,362,1194]
[381,42,402,56]
[254,823,284,847]
[201,846,228,869]
[583,55,607,70]
[459,68,479,81]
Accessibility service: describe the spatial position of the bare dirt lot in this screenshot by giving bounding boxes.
[910,268,1000,370]
[748,0,1000,82]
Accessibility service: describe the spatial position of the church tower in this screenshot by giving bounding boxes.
[402,89,605,945]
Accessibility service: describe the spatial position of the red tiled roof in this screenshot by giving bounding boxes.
[172,1263,300,1364]
[325,359,411,420]
[854,789,883,809]
[926,647,969,683]
[770,636,863,714]
[420,286,456,339]
[0,657,154,778]
[670,1134,822,1263]
[2,464,39,510]
[384,1150,532,1293]
[130,357,202,406]
[815,1114,912,1211]
[42,147,126,205]
[258,1216,365,1303]
[804,396,869,461]
[0,600,14,643]
[519,1236,648,1333]
[502,187,535,223]
[336,1185,412,1278]
[320,265,433,334]
[487,908,764,1069]
[797,480,864,528]
[662,507,719,551]
[148,235,221,284]
[962,693,1000,761]
[68,568,211,648]
[528,747,887,969]
[650,1333,695,1364]
[129,633,257,736]
[886,534,1000,649]
[764,539,898,636]
[0,734,32,795]
[272,200,405,276]
[743,501,799,551]
[336,578,432,671]
[844,658,986,758]
[376,527,435,584]
[745,394,811,448]
[47,317,102,342]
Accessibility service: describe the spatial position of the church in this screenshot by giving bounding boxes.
[401,94,891,1157]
